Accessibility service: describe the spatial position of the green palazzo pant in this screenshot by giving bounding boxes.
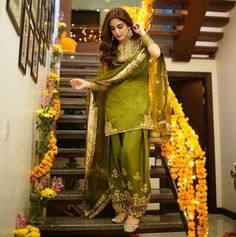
[108,129,151,218]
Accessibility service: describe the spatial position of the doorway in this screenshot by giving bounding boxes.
[168,71,216,213]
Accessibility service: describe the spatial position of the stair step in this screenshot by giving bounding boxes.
[60,68,98,77]
[57,148,85,158]
[61,59,100,69]
[60,88,87,97]
[51,190,87,201]
[150,188,174,203]
[52,188,174,203]
[63,52,100,61]
[40,213,184,235]
[208,1,235,12]
[57,148,157,158]
[203,16,229,28]
[56,130,86,139]
[58,115,87,124]
[151,13,183,25]
[50,166,166,179]
[61,98,86,109]
[150,166,167,178]
[51,168,84,176]
[154,0,235,12]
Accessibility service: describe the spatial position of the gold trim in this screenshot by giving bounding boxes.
[105,126,153,136]
[85,92,98,177]
[116,39,140,62]
[139,109,154,129]
[105,120,118,135]
[141,34,155,48]
[84,190,110,218]
[133,171,141,181]
[97,49,146,86]
[111,169,119,178]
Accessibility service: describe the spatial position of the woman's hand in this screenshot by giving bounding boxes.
[133,22,161,59]
[70,78,91,90]
[132,22,146,36]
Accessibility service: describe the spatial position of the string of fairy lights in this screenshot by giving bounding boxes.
[69,0,153,43]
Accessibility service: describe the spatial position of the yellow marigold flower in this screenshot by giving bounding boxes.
[47,72,60,81]
[43,90,50,96]
[52,44,63,54]
[41,188,56,198]
[14,227,29,235]
[35,109,44,116]
[57,22,67,28]
[28,225,40,233]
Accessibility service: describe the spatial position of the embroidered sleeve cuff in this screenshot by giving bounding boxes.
[141,34,155,48]
[90,82,100,91]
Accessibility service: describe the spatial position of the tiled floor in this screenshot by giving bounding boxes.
[141,214,236,237]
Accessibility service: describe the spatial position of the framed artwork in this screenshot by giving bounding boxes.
[43,1,49,40]
[42,40,47,66]
[29,0,38,27]
[18,2,30,74]
[27,24,34,66]
[40,0,45,38]
[51,0,55,34]
[39,34,44,64]
[6,0,23,35]
[36,0,42,31]
[31,32,40,83]
[47,11,52,47]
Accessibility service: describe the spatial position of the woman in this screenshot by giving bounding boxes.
[70,8,169,233]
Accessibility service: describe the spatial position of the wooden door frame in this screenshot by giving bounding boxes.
[168,71,217,213]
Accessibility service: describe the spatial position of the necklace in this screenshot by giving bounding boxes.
[116,39,139,62]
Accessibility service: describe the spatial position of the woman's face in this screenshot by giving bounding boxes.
[109,18,129,42]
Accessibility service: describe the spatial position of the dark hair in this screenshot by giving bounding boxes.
[99,8,140,69]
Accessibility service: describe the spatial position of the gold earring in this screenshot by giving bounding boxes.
[127,27,133,38]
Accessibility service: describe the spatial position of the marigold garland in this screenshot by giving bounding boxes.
[30,22,64,183]
[60,31,77,53]
[122,0,154,29]
[30,131,58,182]
[161,87,208,237]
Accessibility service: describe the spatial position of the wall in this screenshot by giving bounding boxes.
[0,0,49,236]
[216,7,236,213]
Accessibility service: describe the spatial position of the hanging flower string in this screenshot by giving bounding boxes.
[122,0,154,29]
[30,21,65,182]
[161,87,208,237]
[126,3,209,234]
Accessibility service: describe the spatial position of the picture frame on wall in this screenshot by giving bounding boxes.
[42,1,49,40]
[39,34,45,65]
[31,32,40,83]
[27,24,34,66]
[6,0,23,35]
[18,3,30,74]
[36,0,42,31]
[29,0,38,27]
[42,40,47,66]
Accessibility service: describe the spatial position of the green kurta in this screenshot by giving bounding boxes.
[105,63,153,135]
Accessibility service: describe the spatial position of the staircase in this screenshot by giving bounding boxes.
[39,52,187,236]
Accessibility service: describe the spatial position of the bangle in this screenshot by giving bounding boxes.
[141,34,155,48]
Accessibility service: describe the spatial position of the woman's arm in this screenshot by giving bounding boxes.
[70,78,108,91]
[70,48,147,91]
[132,22,161,59]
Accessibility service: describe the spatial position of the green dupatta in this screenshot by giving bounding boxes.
[81,48,170,218]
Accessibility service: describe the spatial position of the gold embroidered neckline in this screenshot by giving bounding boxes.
[116,39,139,63]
